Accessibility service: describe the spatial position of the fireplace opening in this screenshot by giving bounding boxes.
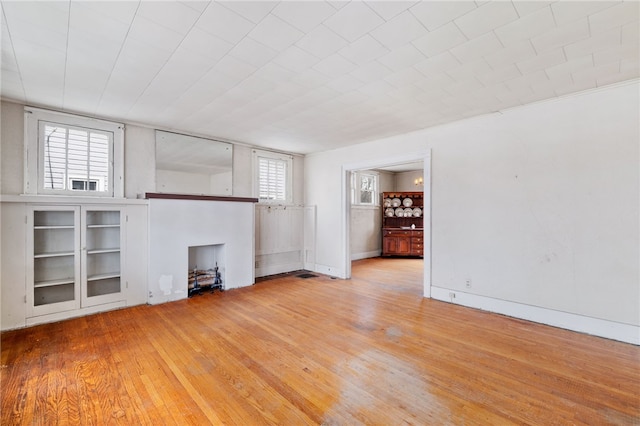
[188,244,225,297]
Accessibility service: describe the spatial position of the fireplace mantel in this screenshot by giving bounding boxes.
[145,192,258,203]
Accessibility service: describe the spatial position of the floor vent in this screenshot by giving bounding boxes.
[297,273,318,279]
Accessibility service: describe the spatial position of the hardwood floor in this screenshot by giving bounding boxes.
[2,257,639,425]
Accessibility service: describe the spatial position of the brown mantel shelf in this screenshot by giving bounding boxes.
[145,193,258,203]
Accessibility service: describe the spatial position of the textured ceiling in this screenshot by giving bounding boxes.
[1,1,638,155]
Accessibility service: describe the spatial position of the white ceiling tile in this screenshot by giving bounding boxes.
[588,2,640,35]
[273,46,322,73]
[254,62,297,85]
[128,15,185,52]
[412,22,467,57]
[179,1,210,13]
[338,35,389,65]
[530,18,590,54]
[271,1,336,32]
[291,68,333,88]
[228,37,278,68]
[413,72,455,92]
[68,3,132,46]
[476,64,522,86]
[6,17,68,53]
[593,42,639,67]
[618,58,639,74]
[384,67,426,88]
[621,21,640,44]
[323,2,385,42]
[512,1,553,17]
[504,70,549,91]
[10,38,66,78]
[2,1,69,35]
[516,48,566,74]
[450,32,503,64]
[414,52,460,76]
[544,55,593,80]
[564,28,622,59]
[327,1,349,11]
[325,74,366,92]
[295,25,348,59]
[313,53,357,78]
[212,55,257,83]
[409,1,476,31]
[442,78,484,96]
[220,1,278,24]
[572,62,620,88]
[494,6,556,47]
[136,1,201,35]
[597,66,639,87]
[447,59,492,82]
[1,69,26,101]
[369,11,429,50]
[76,1,139,25]
[377,44,426,72]
[180,27,233,61]
[366,1,418,20]
[196,3,255,44]
[350,61,394,83]
[484,40,536,69]
[358,80,396,97]
[551,1,619,26]
[454,2,518,39]
[247,14,304,52]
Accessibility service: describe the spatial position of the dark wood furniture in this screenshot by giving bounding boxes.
[382,191,423,257]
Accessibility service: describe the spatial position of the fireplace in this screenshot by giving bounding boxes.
[188,244,225,296]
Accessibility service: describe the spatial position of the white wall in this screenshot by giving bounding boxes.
[305,82,639,343]
[395,170,424,192]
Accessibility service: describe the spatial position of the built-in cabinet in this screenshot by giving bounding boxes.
[382,191,424,257]
[28,205,124,317]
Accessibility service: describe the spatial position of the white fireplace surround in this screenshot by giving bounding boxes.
[147,194,255,304]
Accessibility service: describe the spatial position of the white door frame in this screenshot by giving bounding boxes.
[341,150,432,297]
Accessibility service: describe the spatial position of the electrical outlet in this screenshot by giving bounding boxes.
[449,292,456,300]
[465,279,472,288]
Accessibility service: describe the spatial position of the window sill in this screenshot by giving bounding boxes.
[0,194,148,205]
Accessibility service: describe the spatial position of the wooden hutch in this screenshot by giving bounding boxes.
[382,191,424,257]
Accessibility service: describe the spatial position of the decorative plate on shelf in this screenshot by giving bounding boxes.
[402,198,413,207]
[395,207,404,217]
[404,207,413,216]
[385,208,395,217]
[391,198,401,207]
[412,207,422,217]
[384,198,392,208]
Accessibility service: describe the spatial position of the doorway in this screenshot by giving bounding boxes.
[342,151,431,298]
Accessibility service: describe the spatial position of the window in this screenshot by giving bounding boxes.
[25,107,124,197]
[252,149,292,204]
[351,171,378,205]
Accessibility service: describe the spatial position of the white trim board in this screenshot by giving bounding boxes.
[351,250,381,261]
[431,287,639,345]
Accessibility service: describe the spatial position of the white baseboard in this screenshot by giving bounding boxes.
[431,287,639,345]
[24,301,128,329]
[313,263,346,279]
[351,250,381,261]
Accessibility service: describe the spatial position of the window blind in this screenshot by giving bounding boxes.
[42,122,111,192]
[257,156,287,201]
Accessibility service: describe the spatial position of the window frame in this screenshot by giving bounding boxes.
[351,171,379,206]
[252,149,293,205]
[24,107,124,198]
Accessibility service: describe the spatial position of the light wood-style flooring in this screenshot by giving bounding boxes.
[2,258,639,425]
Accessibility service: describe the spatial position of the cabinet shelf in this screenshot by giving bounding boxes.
[87,224,120,229]
[34,278,75,288]
[87,272,121,282]
[34,251,75,259]
[87,248,120,255]
[34,225,74,230]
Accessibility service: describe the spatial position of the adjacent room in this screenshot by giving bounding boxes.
[1,1,638,424]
